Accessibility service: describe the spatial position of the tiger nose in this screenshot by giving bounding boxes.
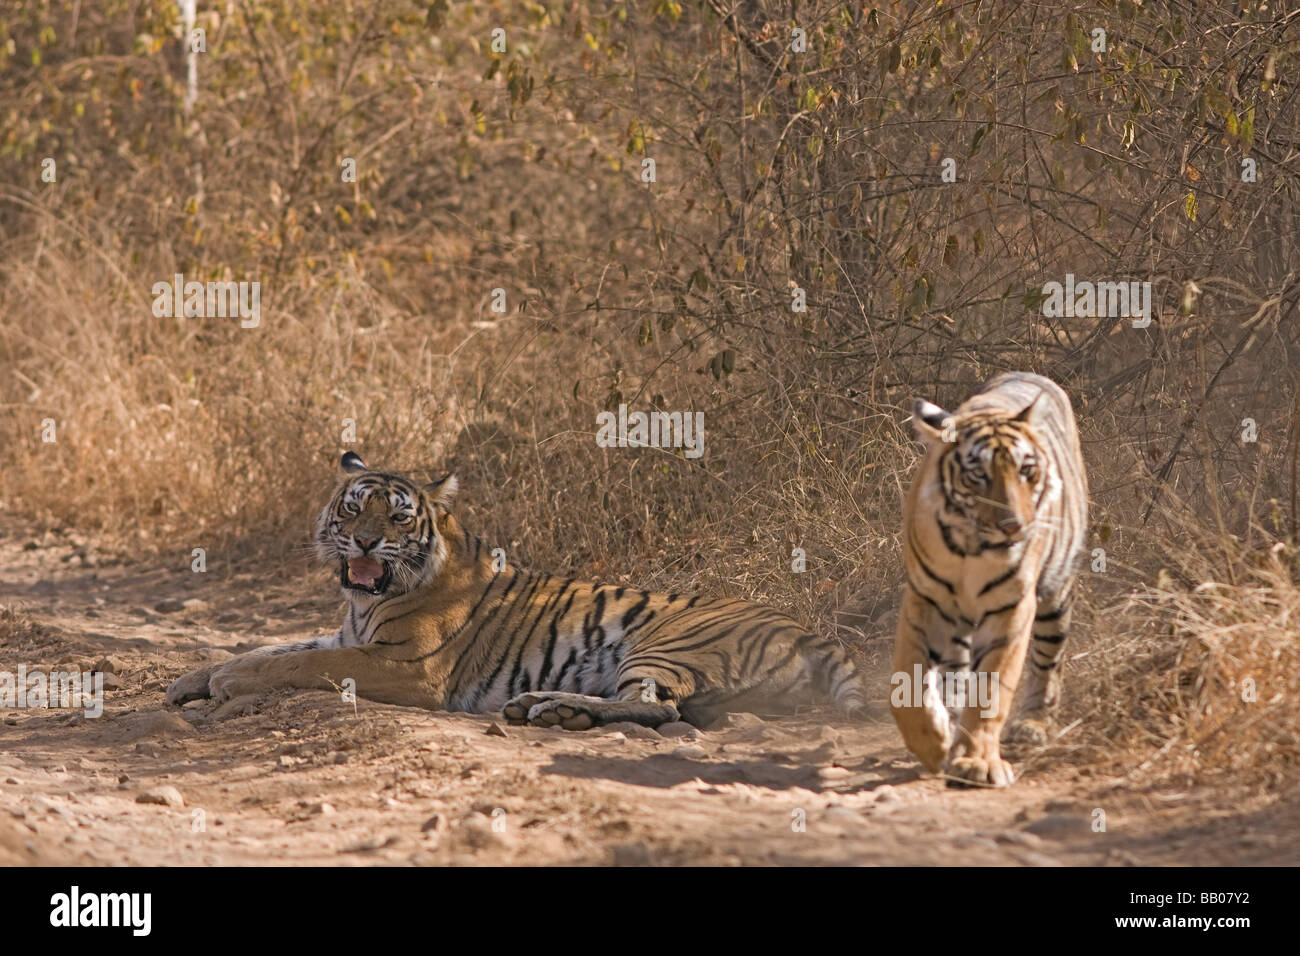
[355,536,380,552]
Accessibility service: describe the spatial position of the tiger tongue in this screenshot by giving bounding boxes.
[347,556,384,587]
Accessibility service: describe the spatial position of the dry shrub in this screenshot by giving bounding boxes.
[1057,518,1300,789]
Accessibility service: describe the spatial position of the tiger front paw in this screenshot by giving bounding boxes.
[165,663,223,706]
[946,755,1017,788]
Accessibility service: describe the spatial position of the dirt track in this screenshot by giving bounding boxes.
[2,528,1296,866]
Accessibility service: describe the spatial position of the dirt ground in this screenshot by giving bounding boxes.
[2,526,1297,867]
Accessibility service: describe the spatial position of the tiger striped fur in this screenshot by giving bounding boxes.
[167,452,865,728]
[891,372,1088,787]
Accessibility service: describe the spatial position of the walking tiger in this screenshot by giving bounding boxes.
[891,372,1088,787]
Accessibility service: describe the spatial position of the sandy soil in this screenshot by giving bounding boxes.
[2,527,1296,866]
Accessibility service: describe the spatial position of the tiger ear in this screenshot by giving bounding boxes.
[425,472,459,508]
[341,451,368,474]
[1011,391,1043,422]
[911,399,952,446]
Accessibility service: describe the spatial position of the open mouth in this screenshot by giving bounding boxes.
[341,556,392,595]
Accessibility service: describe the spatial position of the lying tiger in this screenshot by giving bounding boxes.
[891,372,1088,787]
[167,452,865,728]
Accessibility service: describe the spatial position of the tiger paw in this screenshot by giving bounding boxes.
[206,659,272,704]
[503,692,604,730]
[165,663,223,706]
[503,691,679,731]
[1004,717,1052,746]
[946,755,1017,788]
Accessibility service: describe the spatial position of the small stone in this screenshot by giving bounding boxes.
[602,722,662,740]
[671,744,708,760]
[817,766,852,780]
[421,813,450,833]
[872,785,902,804]
[154,599,186,614]
[94,656,125,675]
[118,773,130,783]
[711,712,765,730]
[484,722,508,738]
[823,806,867,826]
[136,786,185,809]
[309,802,335,816]
[657,721,701,739]
[100,673,124,691]
[602,731,627,742]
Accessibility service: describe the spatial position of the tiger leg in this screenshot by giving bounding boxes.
[889,587,952,773]
[503,659,687,730]
[168,643,440,709]
[1004,592,1073,745]
[947,596,1036,788]
[167,632,343,705]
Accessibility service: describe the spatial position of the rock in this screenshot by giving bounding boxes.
[671,744,708,760]
[309,802,335,816]
[421,813,450,833]
[1022,814,1086,841]
[100,673,124,691]
[120,711,194,741]
[816,766,852,781]
[710,712,765,730]
[197,648,235,661]
[602,731,627,742]
[93,656,125,675]
[872,785,902,804]
[602,722,662,740]
[136,786,185,809]
[154,599,186,614]
[611,841,651,866]
[484,722,508,738]
[657,721,700,739]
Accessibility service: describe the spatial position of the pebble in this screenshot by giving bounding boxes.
[657,721,701,739]
[484,722,508,738]
[602,722,662,740]
[671,744,708,760]
[136,786,185,809]
[421,813,450,833]
[94,656,125,675]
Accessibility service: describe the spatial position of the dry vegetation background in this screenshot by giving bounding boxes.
[1,0,1299,792]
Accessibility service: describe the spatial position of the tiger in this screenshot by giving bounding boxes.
[890,371,1088,787]
[166,451,865,729]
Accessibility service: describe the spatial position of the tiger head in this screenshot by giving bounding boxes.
[911,394,1048,545]
[314,452,459,599]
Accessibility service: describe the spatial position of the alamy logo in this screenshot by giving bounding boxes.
[890,664,999,718]
[0,666,102,718]
[49,886,151,936]
[152,273,261,328]
[1041,273,1152,328]
[595,404,704,459]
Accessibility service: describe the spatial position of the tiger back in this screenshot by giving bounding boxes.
[890,371,1087,787]
[167,453,865,729]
